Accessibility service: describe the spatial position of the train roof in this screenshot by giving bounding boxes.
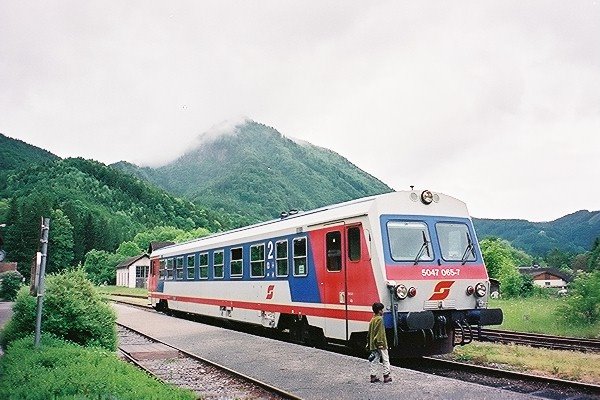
[151,190,470,258]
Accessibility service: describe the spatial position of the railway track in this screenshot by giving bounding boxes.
[478,328,600,353]
[117,322,299,400]
[402,357,600,400]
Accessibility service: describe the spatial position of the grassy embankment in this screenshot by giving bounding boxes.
[97,285,148,297]
[445,297,600,384]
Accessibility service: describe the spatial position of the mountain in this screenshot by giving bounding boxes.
[113,120,393,223]
[0,133,59,191]
[0,135,229,274]
[473,210,600,256]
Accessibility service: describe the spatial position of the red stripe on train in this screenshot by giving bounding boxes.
[149,292,373,322]
[385,264,489,280]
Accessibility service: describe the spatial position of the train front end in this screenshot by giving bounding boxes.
[377,190,503,357]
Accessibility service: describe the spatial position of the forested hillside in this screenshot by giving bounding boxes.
[113,120,393,223]
[473,210,600,256]
[0,154,229,277]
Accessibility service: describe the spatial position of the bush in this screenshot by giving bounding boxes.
[0,335,196,400]
[0,270,23,301]
[1,269,117,350]
[558,270,600,325]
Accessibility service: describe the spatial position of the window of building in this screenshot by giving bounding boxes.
[186,255,195,280]
[135,265,148,278]
[276,240,288,277]
[347,226,361,261]
[293,237,307,276]
[159,259,166,279]
[250,244,265,277]
[199,253,209,279]
[166,258,174,280]
[176,256,184,280]
[230,247,243,277]
[213,250,224,279]
[326,231,342,272]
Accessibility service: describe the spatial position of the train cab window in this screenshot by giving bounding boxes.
[387,221,433,263]
[250,244,265,277]
[213,250,224,279]
[199,253,209,279]
[436,223,476,262]
[166,258,174,280]
[159,259,166,279]
[347,227,361,262]
[326,231,342,272]
[176,257,184,280]
[276,240,288,277]
[186,255,195,280]
[230,247,243,277]
[293,237,307,276]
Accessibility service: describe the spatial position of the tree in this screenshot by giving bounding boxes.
[545,248,572,270]
[557,270,600,324]
[480,237,534,298]
[116,241,143,258]
[83,250,124,285]
[46,209,75,274]
[588,238,600,271]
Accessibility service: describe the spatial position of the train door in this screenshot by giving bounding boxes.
[320,224,348,340]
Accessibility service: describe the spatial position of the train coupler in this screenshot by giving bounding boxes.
[452,319,473,346]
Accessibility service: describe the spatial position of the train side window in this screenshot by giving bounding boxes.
[250,244,265,278]
[276,240,288,277]
[213,250,224,279]
[326,231,342,272]
[230,247,243,277]
[159,259,166,279]
[293,237,307,276]
[166,258,174,280]
[176,257,184,280]
[186,255,195,280]
[347,227,361,261]
[199,253,209,279]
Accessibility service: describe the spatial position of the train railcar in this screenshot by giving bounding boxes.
[148,190,503,357]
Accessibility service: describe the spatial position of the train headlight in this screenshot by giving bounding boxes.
[475,282,487,297]
[408,287,417,298]
[466,286,475,296]
[421,190,434,205]
[395,284,408,300]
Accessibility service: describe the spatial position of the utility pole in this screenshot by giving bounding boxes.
[34,217,50,348]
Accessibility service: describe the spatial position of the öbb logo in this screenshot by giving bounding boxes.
[266,284,275,300]
[428,281,455,300]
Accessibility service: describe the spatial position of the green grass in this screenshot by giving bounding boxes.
[96,285,148,298]
[0,335,196,400]
[448,341,600,384]
[489,297,600,338]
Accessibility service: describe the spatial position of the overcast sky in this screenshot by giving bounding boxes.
[1,1,598,222]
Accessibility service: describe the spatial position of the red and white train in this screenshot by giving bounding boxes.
[148,190,502,357]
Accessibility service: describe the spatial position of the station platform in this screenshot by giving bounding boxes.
[114,303,536,400]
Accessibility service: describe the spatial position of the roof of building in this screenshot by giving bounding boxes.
[147,241,176,254]
[518,266,571,282]
[116,254,149,269]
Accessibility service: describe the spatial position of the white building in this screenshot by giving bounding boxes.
[116,254,150,288]
[518,266,570,289]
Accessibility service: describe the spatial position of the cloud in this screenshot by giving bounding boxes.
[0,1,598,220]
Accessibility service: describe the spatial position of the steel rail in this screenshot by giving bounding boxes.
[412,356,600,399]
[478,328,600,352]
[117,322,302,400]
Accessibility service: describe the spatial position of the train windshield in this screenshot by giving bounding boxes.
[387,221,433,262]
[436,222,476,262]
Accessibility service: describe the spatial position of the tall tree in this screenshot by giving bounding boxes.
[46,209,75,274]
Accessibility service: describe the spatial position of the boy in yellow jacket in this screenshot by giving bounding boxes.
[367,302,392,383]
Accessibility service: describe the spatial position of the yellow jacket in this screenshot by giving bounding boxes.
[368,315,388,350]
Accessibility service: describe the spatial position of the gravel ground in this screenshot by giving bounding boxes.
[118,326,287,400]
